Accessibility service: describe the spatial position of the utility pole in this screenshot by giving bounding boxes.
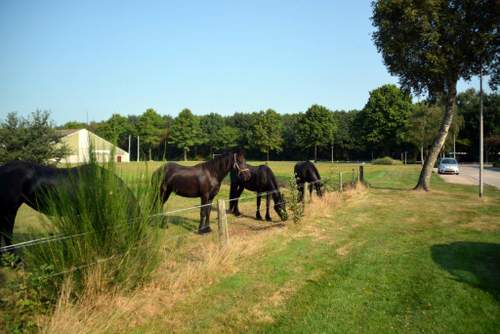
[479,66,484,197]
[137,136,140,162]
[128,135,131,155]
[453,133,456,159]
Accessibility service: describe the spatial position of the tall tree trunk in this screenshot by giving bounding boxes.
[266,149,269,162]
[314,144,317,162]
[149,148,152,161]
[184,148,187,161]
[420,143,424,166]
[331,144,334,163]
[414,83,457,191]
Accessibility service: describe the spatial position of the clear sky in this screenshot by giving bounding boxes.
[0,0,483,125]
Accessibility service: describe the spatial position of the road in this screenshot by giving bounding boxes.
[438,165,500,190]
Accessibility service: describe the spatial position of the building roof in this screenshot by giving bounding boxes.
[56,128,80,137]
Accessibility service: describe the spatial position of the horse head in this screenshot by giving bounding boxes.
[232,150,251,181]
[273,192,288,221]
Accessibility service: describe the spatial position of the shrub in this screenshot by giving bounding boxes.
[372,156,402,165]
[493,161,500,168]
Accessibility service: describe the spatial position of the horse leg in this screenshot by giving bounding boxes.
[265,194,272,222]
[256,194,263,220]
[308,183,313,201]
[233,185,244,216]
[198,195,212,234]
[0,212,17,256]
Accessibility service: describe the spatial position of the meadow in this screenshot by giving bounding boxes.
[3,162,500,333]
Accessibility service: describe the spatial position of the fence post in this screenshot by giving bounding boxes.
[217,199,229,246]
[339,172,343,192]
[359,165,365,184]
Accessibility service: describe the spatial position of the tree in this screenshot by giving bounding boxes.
[406,103,443,164]
[213,126,239,151]
[0,111,69,165]
[456,89,500,162]
[296,105,336,161]
[332,110,358,161]
[169,109,203,161]
[357,84,413,157]
[94,113,132,151]
[372,0,499,191]
[138,109,166,160]
[249,109,284,161]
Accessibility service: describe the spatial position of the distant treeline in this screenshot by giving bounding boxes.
[54,84,497,162]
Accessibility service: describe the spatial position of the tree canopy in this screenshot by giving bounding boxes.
[169,108,203,160]
[0,111,68,165]
[371,0,499,190]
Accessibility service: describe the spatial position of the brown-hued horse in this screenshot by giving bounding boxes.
[153,151,250,234]
[294,161,323,201]
[229,164,287,222]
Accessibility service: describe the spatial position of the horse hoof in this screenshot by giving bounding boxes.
[265,216,272,222]
[256,215,263,221]
[198,226,212,234]
[234,212,241,217]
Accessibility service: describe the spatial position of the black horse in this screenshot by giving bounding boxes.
[0,161,139,253]
[153,150,250,234]
[229,164,287,222]
[294,161,323,201]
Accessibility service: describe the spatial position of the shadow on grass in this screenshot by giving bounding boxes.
[165,215,200,232]
[431,242,500,301]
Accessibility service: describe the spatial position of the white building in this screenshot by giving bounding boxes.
[58,129,130,163]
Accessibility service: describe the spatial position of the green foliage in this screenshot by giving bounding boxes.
[357,84,413,153]
[297,105,336,149]
[1,265,57,333]
[249,109,284,160]
[372,0,499,95]
[169,109,204,160]
[94,113,133,149]
[0,111,69,165]
[200,113,239,152]
[287,176,304,224]
[372,156,402,165]
[138,109,167,160]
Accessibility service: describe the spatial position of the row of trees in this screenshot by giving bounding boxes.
[55,85,498,163]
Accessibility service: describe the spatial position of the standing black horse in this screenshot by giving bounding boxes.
[294,161,323,201]
[153,150,250,234]
[229,164,287,222]
[0,161,139,252]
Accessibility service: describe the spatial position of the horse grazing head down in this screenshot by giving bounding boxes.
[273,192,288,221]
[231,149,251,181]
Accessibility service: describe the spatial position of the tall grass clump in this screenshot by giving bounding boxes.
[22,148,162,302]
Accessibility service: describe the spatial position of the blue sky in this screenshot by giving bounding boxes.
[0,1,484,124]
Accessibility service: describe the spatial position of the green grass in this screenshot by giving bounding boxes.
[133,163,500,333]
[5,162,500,333]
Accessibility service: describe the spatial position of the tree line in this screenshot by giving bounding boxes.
[57,85,499,163]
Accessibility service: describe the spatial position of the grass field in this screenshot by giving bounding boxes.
[3,162,500,333]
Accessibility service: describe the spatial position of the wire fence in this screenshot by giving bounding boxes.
[1,165,367,279]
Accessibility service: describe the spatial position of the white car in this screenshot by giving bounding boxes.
[438,158,459,175]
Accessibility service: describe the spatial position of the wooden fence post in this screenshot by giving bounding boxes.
[339,172,343,192]
[359,165,365,184]
[217,199,229,246]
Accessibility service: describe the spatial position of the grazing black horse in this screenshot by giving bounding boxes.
[153,150,250,234]
[229,164,287,222]
[294,161,323,201]
[0,161,139,253]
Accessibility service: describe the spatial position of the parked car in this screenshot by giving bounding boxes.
[438,158,459,175]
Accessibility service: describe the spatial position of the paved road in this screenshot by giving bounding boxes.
[438,165,500,189]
